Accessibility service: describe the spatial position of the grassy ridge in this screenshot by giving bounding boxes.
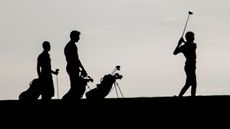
[0,96,229,125]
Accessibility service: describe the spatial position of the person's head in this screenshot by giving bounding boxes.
[185,31,195,43]
[43,41,50,52]
[70,30,81,42]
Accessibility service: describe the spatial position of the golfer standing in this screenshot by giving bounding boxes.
[173,31,197,97]
[37,41,59,100]
[64,30,87,90]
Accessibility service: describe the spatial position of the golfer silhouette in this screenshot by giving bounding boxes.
[173,31,197,97]
[63,30,88,100]
[37,41,59,100]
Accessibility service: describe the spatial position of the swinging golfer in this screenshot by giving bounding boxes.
[173,31,197,97]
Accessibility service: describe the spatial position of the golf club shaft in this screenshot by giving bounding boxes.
[56,75,59,99]
[111,68,117,75]
[182,14,191,37]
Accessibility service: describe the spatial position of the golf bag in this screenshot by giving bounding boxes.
[85,66,123,100]
[19,78,41,101]
[62,72,93,100]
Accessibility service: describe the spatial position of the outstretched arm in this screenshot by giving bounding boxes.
[173,37,184,55]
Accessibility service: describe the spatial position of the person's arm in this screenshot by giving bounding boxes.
[37,59,41,78]
[78,60,87,77]
[173,37,184,55]
[194,43,197,49]
[50,56,59,75]
[76,47,87,77]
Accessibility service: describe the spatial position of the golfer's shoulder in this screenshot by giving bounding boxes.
[37,52,44,60]
[65,42,76,51]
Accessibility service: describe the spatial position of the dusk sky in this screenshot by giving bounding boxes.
[1,0,230,100]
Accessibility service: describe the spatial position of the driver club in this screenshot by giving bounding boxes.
[182,11,193,37]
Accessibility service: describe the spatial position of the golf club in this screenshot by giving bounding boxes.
[55,69,60,99]
[182,11,193,37]
[111,65,120,75]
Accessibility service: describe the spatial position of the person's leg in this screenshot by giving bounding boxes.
[178,67,191,97]
[41,76,54,100]
[191,69,197,97]
[178,81,190,97]
[67,67,79,88]
[69,73,77,87]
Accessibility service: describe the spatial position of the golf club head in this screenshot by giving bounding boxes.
[114,73,123,80]
[189,11,193,15]
[116,65,121,71]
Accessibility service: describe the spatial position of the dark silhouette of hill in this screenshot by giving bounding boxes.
[0,96,229,126]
